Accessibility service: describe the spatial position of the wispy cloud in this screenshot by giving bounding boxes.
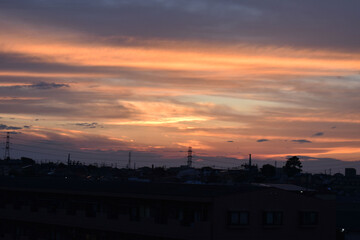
[74,122,103,128]
[291,139,312,144]
[29,82,69,90]
[312,132,324,137]
[0,124,22,130]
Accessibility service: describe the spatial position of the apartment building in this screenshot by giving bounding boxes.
[0,177,335,240]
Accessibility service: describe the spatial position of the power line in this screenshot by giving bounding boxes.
[11,147,121,163]
[9,135,359,170]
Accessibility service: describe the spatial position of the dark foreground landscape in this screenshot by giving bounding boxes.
[1,157,359,240]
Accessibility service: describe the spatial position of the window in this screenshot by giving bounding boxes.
[263,211,283,225]
[107,205,119,220]
[30,200,38,212]
[13,200,23,210]
[178,208,195,227]
[47,200,59,214]
[227,211,249,226]
[299,211,318,226]
[129,206,140,221]
[85,203,96,218]
[140,205,151,218]
[0,194,5,209]
[195,206,208,222]
[154,208,168,224]
[66,202,77,216]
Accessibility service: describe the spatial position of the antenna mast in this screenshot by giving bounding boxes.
[187,147,192,168]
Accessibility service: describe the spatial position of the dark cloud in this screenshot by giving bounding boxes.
[29,82,69,90]
[8,131,21,134]
[0,98,135,120]
[0,53,148,76]
[291,139,312,144]
[257,139,269,143]
[0,0,360,51]
[312,132,324,137]
[23,125,31,129]
[227,140,234,143]
[0,78,69,91]
[0,124,22,130]
[74,122,103,128]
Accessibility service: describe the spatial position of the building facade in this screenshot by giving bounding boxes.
[0,177,335,240]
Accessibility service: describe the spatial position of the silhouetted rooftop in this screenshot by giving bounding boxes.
[0,176,265,199]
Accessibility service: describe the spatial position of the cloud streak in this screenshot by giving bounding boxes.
[29,82,69,90]
[312,132,324,137]
[291,139,312,144]
[0,124,22,130]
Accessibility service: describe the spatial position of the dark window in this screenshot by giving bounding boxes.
[154,207,168,224]
[130,206,140,221]
[195,206,208,222]
[107,205,119,220]
[227,211,249,226]
[47,200,58,214]
[13,200,23,210]
[0,194,5,209]
[66,202,77,216]
[118,204,129,215]
[85,204,96,218]
[140,205,151,218]
[299,211,318,226]
[30,200,38,212]
[263,211,283,225]
[179,208,195,227]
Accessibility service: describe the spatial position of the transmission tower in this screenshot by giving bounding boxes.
[4,132,10,160]
[187,146,192,168]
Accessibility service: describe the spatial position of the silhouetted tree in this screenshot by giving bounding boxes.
[283,156,302,177]
[21,157,35,165]
[261,164,276,178]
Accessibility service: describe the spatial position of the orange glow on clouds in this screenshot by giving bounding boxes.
[1,29,360,80]
[1,19,359,165]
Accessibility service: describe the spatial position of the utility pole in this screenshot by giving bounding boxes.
[4,132,10,160]
[187,147,192,168]
[128,151,132,169]
[67,153,71,165]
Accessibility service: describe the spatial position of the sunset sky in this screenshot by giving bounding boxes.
[1,0,360,172]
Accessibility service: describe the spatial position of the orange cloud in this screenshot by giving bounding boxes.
[1,28,360,80]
